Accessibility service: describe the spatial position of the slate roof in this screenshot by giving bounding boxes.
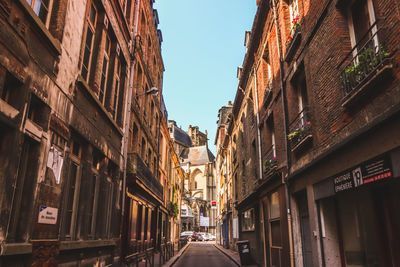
[180,145,215,165]
[172,125,192,147]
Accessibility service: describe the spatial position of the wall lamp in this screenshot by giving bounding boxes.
[136,87,159,97]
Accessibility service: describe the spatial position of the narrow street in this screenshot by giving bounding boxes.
[173,242,236,267]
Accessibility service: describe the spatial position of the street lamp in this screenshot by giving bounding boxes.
[136,87,159,97]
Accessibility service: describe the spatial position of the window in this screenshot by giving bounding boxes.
[65,142,81,238]
[81,3,97,81]
[0,70,23,109]
[112,58,121,120]
[99,36,110,104]
[269,191,282,267]
[26,0,53,27]
[28,94,51,130]
[242,208,255,231]
[288,0,299,25]
[347,0,377,53]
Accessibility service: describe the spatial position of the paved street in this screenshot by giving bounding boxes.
[173,242,236,267]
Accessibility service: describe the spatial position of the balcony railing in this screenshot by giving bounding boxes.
[288,108,312,150]
[127,152,163,200]
[263,145,277,178]
[340,21,392,102]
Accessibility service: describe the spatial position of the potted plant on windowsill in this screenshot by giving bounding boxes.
[285,16,301,62]
[264,156,277,173]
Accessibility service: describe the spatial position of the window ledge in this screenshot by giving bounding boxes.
[342,61,393,107]
[24,118,43,142]
[291,134,312,153]
[60,239,117,251]
[1,242,32,255]
[76,76,123,136]
[0,99,20,121]
[16,0,61,55]
[284,29,301,62]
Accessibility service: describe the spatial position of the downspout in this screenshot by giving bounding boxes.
[253,68,263,181]
[271,0,294,266]
[121,0,141,256]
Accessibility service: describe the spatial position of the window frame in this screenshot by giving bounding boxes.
[26,0,54,28]
[99,35,111,105]
[81,2,98,82]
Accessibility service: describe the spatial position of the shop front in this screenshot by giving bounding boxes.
[313,148,400,267]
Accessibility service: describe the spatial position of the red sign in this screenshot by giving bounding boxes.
[211,201,216,206]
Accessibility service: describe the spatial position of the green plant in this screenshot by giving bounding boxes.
[127,159,136,174]
[170,202,179,217]
[264,157,277,171]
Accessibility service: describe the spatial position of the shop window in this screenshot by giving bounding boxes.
[64,139,82,239]
[28,94,50,130]
[96,176,112,238]
[0,70,23,109]
[143,207,148,240]
[130,200,138,240]
[242,208,255,231]
[26,0,54,28]
[137,204,143,240]
[337,190,380,266]
[12,138,40,242]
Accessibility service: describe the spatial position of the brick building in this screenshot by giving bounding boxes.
[0,0,132,265]
[223,0,400,266]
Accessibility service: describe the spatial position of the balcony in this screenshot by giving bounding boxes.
[263,145,277,179]
[340,21,392,106]
[127,152,163,200]
[288,108,312,151]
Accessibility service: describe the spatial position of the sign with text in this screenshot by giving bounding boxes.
[38,206,58,224]
[333,154,393,193]
[200,216,209,227]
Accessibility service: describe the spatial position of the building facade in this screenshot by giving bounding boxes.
[220,0,400,266]
[0,0,132,265]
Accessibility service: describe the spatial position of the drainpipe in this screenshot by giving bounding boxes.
[271,0,294,266]
[253,68,263,181]
[121,0,141,245]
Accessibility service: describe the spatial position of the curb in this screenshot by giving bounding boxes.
[213,244,240,267]
[162,242,190,267]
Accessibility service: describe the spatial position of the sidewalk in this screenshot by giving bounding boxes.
[161,242,190,267]
[213,243,258,267]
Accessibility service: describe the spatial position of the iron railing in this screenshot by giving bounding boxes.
[263,145,277,176]
[340,20,391,98]
[288,107,311,149]
[128,152,163,200]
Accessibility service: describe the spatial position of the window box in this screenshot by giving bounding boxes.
[288,108,312,151]
[284,18,301,62]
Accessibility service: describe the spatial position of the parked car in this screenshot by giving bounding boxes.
[207,233,216,241]
[180,231,194,241]
[191,232,204,241]
[199,232,210,241]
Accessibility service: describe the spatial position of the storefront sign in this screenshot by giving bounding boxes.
[334,154,393,193]
[38,206,58,224]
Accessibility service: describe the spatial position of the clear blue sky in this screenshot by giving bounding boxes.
[154,1,257,155]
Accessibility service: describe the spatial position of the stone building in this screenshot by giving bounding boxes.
[0,0,132,265]
[121,0,168,264]
[168,123,217,235]
[224,0,400,266]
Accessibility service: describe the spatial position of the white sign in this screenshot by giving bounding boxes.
[200,216,209,227]
[38,206,58,224]
[233,217,239,238]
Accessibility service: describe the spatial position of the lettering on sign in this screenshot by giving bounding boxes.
[333,154,393,193]
[38,206,58,224]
